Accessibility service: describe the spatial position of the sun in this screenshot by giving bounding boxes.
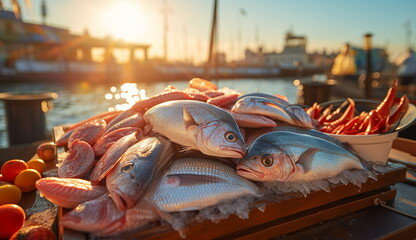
[102,1,146,42]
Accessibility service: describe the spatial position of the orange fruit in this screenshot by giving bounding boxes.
[1,159,28,183]
[14,169,41,192]
[0,184,22,205]
[0,204,25,239]
[37,142,56,162]
[27,159,46,174]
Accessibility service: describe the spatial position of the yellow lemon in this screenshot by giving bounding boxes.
[0,184,22,205]
[14,169,41,192]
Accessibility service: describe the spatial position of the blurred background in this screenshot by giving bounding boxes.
[0,0,415,148]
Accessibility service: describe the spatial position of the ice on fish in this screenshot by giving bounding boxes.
[262,168,377,197]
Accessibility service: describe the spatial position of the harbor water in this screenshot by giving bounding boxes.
[0,77,301,148]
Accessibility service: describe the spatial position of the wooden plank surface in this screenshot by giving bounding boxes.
[125,164,406,240]
[15,150,59,238]
[232,188,397,240]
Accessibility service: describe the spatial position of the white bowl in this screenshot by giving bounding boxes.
[327,132,398,164]
[319,99,416,164]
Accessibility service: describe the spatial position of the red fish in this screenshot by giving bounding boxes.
[93,127,142,156]
[68,118,106,148]
[61,194,125,233]
[36,177,107,209]
[89,132,142,184]
[58,139,95,178]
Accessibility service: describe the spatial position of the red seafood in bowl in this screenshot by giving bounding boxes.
[306,81,416,163]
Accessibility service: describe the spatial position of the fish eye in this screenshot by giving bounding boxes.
[261,154,274,167]
[121,162,134,173]
[225,132,237,142]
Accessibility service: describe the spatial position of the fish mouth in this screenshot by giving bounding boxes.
[109,189,133,211]
[219,145,246,158]
[236,165,264,180]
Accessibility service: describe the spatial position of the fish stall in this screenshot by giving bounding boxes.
[12,78,416,239]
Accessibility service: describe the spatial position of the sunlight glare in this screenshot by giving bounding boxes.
[105,93,113,100]
[106,82,148,111]
[102,1,145,42]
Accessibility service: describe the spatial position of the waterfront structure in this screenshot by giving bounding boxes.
[0,10,150,82]
[264,32,308,68]
[244,31,330,73]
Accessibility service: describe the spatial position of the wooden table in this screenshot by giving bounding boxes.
[10,134,416,240]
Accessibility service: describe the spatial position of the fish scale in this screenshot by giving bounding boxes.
[148,158,260,212]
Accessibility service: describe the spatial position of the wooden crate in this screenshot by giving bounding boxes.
[112,165,405,240]
[47,126,407,239]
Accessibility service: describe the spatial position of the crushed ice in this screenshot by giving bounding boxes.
[164,163,389,238]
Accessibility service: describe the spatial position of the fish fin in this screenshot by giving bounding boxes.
[286,105,313,128]
[180,145,194,153]
[183,107,198,132]
[142,123,153,136]
[165,174,223,186]
[285,106,302,121]
[152,206,189,238]
[296,148,319,172]
[153,207,175,225]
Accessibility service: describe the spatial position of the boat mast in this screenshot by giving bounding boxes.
[41,0,47,25]
[161,0,171,61]
[205,0,218,80]
[404,20,412,50]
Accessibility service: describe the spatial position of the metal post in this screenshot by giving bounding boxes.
[205,0,218,80]
[0,92,57,145]
[364,33,373,99]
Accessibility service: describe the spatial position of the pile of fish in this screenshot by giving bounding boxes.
[36,78,377,238]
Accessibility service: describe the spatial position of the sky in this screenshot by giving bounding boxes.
[5,0,416,64]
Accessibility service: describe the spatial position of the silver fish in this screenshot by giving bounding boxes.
[106,136,174,211]
[144,100,246,158]
[274,126,346,148]
[231,96,312,128]
[148,157,260,212]
[237,92,289,107]
[232,96,296,124]
[237,131,364,182]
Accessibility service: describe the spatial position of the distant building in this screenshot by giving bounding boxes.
[0,9,150,75]
[245,31,324,69]
[214,52,227,66]
[265,32,308,68]
[308,49,335,68]
[244,47,264,66]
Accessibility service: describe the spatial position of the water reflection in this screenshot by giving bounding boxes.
[106,83,148,111]
[0,78,299,148]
